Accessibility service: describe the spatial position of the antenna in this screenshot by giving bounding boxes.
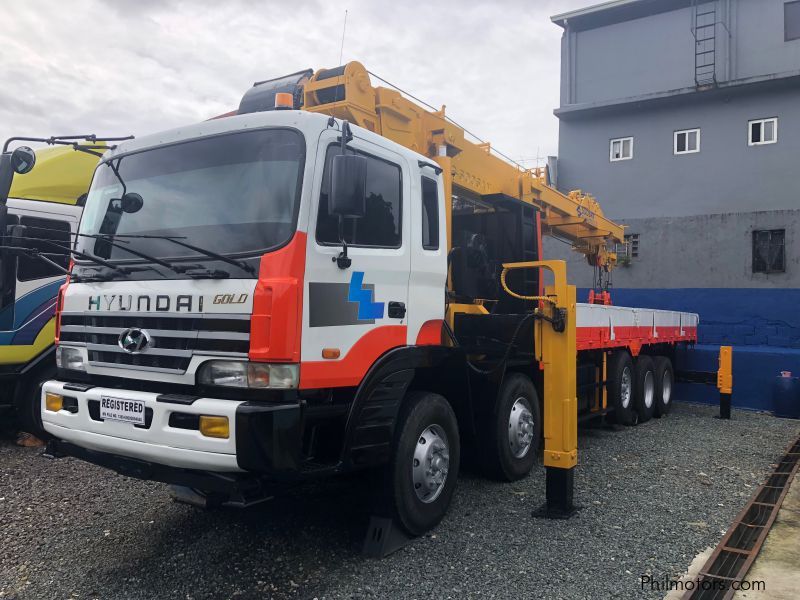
[327,9,348,126]
[338,10,348,65]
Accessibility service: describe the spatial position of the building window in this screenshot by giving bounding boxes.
[609,137,633,162]
[674,129,700,154]
[748,118,778,146]
[616,233,639,261]
[786,1,800,41]
[752,229,785,274]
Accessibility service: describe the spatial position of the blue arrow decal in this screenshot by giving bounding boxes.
[347,271,385,320]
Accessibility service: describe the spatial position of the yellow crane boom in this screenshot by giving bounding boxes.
[300,61,624,269]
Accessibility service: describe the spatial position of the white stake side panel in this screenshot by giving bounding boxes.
[575,303,699,353]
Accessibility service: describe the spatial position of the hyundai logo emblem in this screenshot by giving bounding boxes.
[118,328,152,354]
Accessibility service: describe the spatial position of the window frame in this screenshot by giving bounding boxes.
[609,137,633,162]
[614,234,640,261]
[314,142,404,250]
[77,126,307,265]
[752,229,786,274]
[420,175,440,251]
[15,215,72,282]
[748,118,778,146]
[786,0,800,41]
[673,128,701,155]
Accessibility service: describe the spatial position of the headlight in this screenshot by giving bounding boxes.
[56,345,86,371]
[198,361,299,389]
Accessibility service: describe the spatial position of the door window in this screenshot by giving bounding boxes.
[16,216,71,281]
[316,145,402,248]
[421,176,439,250]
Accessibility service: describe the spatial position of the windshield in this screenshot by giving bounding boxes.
[76,128,304,262]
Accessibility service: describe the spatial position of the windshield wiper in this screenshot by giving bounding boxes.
[181,266,230,279]
[28,230,255,277]
[4,237,130,273]
[0,246,70,274]
[71,233,181,274]
[106,234,257,276]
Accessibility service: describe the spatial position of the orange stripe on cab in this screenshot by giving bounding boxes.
[249,231,307,363]
[300,325,407,389]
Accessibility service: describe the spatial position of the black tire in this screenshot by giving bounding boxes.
[633,356,656,423]
[652,356,674,417]
[607,350,636,426]
[482,373,541,481]
[14,375,50,439]
[388,391,460,537]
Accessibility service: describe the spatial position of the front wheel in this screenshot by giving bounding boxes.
[15,373,53,439]
[388,391,460,537]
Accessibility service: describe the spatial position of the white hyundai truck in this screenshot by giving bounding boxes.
[36,63,698,537]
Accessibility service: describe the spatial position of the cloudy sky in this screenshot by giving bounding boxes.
[1,0,597,165]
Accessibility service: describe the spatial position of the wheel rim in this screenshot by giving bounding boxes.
[412,425,450,504]
[508,397,535,459]
[643,370,655,409]
[620,367,632,409]
[662,370,673,405]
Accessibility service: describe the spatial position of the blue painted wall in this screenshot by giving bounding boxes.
[674,344,800,413]
[605,288,800,349]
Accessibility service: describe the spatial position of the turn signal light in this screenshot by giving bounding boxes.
[45,392,64,412]
[199,415,229,439]
[322,348,341,359]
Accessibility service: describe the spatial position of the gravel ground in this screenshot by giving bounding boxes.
[1,402,798,600]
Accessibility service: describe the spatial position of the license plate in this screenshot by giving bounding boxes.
[100,396,146,425]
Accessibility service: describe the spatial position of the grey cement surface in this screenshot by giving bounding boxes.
[2,403,798,600]
[558,0,800,117]
[543,209,800,290]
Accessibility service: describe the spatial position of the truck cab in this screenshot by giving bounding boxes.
[42,110,453,521]
[0,146,94,434]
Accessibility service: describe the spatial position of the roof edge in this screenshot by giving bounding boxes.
[551,0,639,27]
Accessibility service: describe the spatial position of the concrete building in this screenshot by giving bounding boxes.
[550,0,800,409]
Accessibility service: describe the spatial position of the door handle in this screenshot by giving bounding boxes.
[388,301,406,319]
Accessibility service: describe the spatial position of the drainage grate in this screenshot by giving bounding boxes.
[682,433,800,600]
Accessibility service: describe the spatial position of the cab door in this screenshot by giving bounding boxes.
[300,130,410,389]
[0,201,80,355]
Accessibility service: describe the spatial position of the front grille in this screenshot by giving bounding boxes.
[60,312,250,373]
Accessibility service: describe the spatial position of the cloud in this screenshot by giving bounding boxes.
[0,0,595,163]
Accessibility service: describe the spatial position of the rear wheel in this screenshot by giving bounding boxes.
[482,373,541,481]
[607,350,636,426]
[633,356,656,423]
[653,356,674,417]
[387,391,460,536]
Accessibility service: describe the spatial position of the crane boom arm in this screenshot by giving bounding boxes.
[300,61,624,268]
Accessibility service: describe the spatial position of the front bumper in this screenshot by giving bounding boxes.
[41,381,303,476]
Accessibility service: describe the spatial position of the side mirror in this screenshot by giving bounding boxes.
[120,192,143,213]
[109,192,144,214]
[330,153,367,218]
[10,146,36,174]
